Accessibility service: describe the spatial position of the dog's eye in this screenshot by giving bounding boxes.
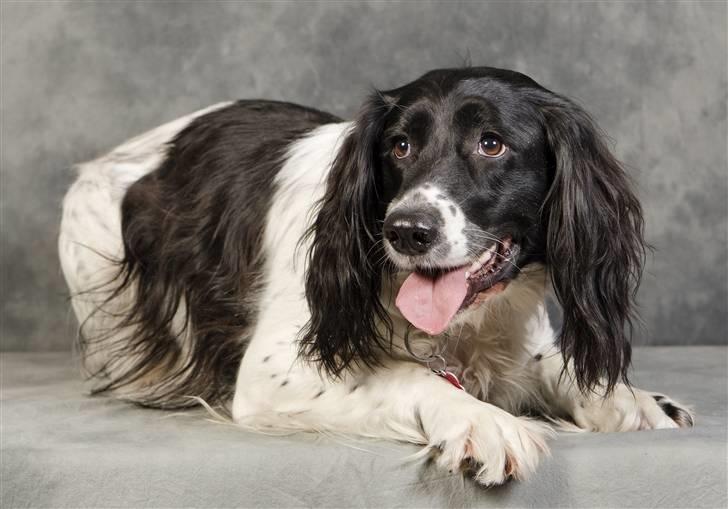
[392,139,411,159]
[478,134,507,158]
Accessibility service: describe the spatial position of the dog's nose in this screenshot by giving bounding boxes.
[383,211,439,256]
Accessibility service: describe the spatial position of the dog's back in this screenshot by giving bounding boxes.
[59,101,339,407]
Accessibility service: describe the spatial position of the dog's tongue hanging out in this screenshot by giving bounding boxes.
[395,268,469,336]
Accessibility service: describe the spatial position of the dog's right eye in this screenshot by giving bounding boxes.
[478,133,507,158]
[393,139,411,159]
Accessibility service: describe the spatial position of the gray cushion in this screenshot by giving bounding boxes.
[2,347,726,508]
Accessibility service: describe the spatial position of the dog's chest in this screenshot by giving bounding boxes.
[441,333,535,411]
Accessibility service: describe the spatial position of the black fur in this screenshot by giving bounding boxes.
[85,101,338,408]
[531,88,645,393]
[299,93,395,376]
[654,395,694,427]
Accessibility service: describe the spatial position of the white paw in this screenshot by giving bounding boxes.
[571,385,694,432]
[422,402,552,486]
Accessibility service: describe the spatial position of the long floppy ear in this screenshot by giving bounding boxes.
[298,93,394,376]
[536,91,646,394]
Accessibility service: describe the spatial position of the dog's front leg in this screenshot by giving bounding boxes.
[533,346,694,431]
[233,345,550,486]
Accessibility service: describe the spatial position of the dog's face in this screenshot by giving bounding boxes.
[376,71,552,333]
[302,67,644,394]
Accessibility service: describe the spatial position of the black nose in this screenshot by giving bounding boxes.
[383,211,439,256]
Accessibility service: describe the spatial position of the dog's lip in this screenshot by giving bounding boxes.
[409,237,519,310]
[460,238,519,309]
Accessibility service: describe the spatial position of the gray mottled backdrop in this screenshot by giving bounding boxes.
[1,1,726,351]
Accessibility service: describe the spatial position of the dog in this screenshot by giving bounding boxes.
[59,67,693,485]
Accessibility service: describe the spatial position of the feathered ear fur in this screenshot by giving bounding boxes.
[535,91,646,394]
[299,93,394,376]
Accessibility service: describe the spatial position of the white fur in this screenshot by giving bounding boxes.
[61,107,693,486]
[420,184,470,261]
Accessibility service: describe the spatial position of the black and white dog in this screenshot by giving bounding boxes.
[60,67,692,485]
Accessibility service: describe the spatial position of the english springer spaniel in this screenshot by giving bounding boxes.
[59,67,693,485]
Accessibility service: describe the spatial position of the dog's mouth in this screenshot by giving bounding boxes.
[395,238,519,336]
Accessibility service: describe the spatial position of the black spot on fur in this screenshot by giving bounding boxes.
[534,353,543,361]
[660,402,680,419]
[350,383,361,393]
[262,355,271,363]
[314,389,325,399]
[270,374,278,379]
[657,399,694,427]
[280,379,289,387]
[460,457,482,477]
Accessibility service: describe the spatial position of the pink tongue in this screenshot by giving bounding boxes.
[395,267,469,335]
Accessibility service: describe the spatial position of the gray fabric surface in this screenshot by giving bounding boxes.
[2,347,726,508]
[2,1,727,351]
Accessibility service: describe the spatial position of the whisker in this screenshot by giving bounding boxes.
[461,228,508,245]
[366,238,386,259]
[459,230,522,273]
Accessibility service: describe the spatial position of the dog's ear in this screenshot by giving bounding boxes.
[536,91,646,394]
[298,92,394,377]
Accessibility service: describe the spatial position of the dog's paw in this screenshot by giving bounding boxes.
[425,403,551,486]
[571,384,694,432]
[649,393,695,428]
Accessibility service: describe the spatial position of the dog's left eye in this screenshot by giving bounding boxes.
[478,134,507,158]
[392,138,411,159]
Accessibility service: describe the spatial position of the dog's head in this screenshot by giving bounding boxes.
[301,67,644,393]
